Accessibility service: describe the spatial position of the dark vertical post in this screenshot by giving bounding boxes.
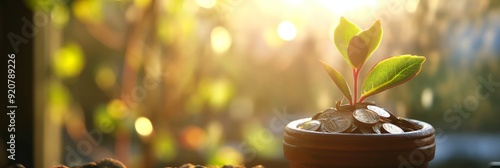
[0,0,34,167]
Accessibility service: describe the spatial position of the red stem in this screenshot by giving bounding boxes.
[359,96,367,103]
[353,68,359,104]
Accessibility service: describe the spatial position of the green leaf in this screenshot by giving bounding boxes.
[320,60,352,101]
[347,20,383,68]
[334,17,361,68]
[360,55,426,100]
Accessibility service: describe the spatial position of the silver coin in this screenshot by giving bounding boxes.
[382,123,404,134]
[367,105,391,118]
[353,109,380,125]
[372,122,383,134]
[324,113,352,133]
[298,120,321,131]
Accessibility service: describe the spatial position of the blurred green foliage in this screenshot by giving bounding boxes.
[35,0,500,167]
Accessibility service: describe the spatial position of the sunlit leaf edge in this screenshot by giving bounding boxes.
[360,55,425,100]
[347,20,383,69]
[334,17,361,68]
[319,60,353,101]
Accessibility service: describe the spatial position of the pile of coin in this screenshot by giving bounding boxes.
[297,103,422,134]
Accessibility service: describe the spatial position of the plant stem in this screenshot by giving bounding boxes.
[353,68,360,104]
[359,96,367,103]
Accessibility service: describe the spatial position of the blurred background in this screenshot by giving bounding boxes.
[10,0,500,167]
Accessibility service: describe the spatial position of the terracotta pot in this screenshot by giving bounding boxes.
[283,118,435,168]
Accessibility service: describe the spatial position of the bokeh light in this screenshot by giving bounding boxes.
[95,66,117,91]
[52,43,85,78]
[153,131,177,162]
[208,146,244,166]
[180,126,206,150]
[94,105,116,134]
[107,99,128,120]
[421,88,434,110]
[277,21,297,41]
[211,26,232,54]
[72,0,102,23]
[50,4,69,28]
[35,0,500,167]
[135,117,153,137]
[198,78,234,110]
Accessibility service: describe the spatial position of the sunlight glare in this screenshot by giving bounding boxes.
[319,0,378,15]
[277,21,297,41]
[196,0,216,9]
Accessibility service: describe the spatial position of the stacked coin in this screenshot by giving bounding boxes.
[298,103,422,134]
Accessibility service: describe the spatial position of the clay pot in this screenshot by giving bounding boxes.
[283,118,435,168]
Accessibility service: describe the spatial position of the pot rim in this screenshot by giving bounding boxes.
[286,117,434,138]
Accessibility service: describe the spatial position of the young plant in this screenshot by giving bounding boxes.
[321,17,425,106]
